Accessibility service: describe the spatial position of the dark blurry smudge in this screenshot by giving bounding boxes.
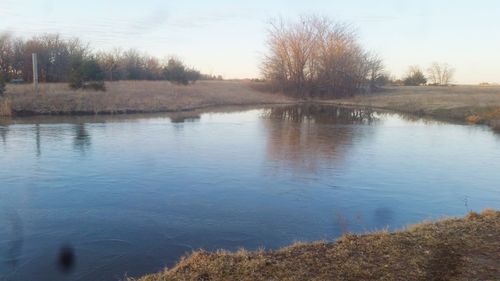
[57,245,76,273]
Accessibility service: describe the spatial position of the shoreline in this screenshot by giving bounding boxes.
[2,82,500,131]
[133,210,500,281]
[2,100,497,132]
[0,80,291,118]
[5,101,296,118]
[328,86,500,131]
[326,100,500,130]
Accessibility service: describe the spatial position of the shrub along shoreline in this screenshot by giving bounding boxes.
[132,210,500,281]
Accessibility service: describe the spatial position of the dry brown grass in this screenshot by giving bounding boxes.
[5,83,500,131]
[329,85,500,130]
[4,80,291,115]
[131,210,500,281]
[0,98,12,116]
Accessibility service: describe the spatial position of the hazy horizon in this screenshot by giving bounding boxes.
[1,0,499,84]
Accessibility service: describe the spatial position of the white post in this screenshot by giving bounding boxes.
[32,53,38,94]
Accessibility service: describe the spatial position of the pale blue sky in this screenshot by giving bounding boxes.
[1,0,499,83]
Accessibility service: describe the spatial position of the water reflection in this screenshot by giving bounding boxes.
[36,124,41,157]
[266,104,375,124]
[0,125,7,144]
[73,124,91,153]
[263,105,374,174]
[1,106,500,281]
[29,123,76,157]
[169,112,201,124]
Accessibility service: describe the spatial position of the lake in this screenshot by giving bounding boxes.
[1,105,499,281]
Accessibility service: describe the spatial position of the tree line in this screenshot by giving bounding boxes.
[0,33,217,88]
[261,15,385,98]
[400,63,455,86]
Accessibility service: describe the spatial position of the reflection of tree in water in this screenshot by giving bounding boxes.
[377,111,443,125]
[36,124,41,157]
[73,124,91,152]
[0,126,7,144]
[170,116,201,124]
[266,104,375,124]
[263,105,375,174]
[31,124,76,157]
[168,112,201,124]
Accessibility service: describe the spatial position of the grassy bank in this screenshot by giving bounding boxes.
[3,83,500,132]
[1,80,290,116]
[132,210,500,281]
[330,85,500,130]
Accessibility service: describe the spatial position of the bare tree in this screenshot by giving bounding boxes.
[96,48,121,81]
[366,53,384,91]
[0,33,14,79]
[262,15,379,98]
[144,56,163,80]
[0,33,210,85]
[427,62,454,86]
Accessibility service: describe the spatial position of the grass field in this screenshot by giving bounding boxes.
[132,210,500,281]
[331,85,500,130]
[0,80,290,116]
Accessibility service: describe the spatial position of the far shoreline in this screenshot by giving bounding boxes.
[1,81,499,131]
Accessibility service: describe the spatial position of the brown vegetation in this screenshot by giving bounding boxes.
[0,33,215,84]
[132,210,500,281]
[3,80,290,115]
[403,65,427,86]
[0,98,12,116]
[4,81,500,133]
[262,16,383,98]
[330,85,500,130]
[427,62,455,86]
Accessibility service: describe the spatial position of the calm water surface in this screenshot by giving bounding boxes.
[1,105,499,281]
